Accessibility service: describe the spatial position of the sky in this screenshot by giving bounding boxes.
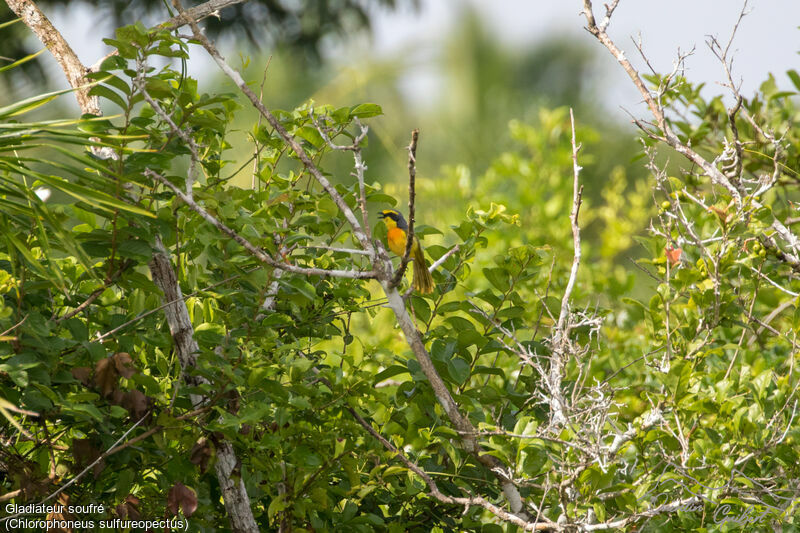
[44,0,800,117]
[364,0,800,115]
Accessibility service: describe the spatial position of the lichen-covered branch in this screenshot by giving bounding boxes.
[5,0,100,116]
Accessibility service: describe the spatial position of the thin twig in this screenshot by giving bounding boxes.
[545,109,584,427]
[303,245,373,256]
[146,169,376,280]
[0,315,27,337]
[137,81,201,197]
[581,0,744,207]
[427,244,459,272]
[161,0,248,30]
[0,412,150,524]
[557,109,584,335]
[54,260,131,323]
[347,406,557,532]
[391,129,419,287]
[179,19,373,254]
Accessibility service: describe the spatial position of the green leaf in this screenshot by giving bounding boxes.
[267,495,288,519]
[289,395,312,409]
[0,87,74,118]
[350,103,383,118]
[67,403,105,422]
[769,90,796,101]
[788,69,800,92]
[366,192,397,205]
[430,339,457,361]
[447,357,470,384]
[0,48,47,73]
[593,502,606,522]
[285,278,318,302]
[2,161,154,218]
[88,85,128,111]
[446,316,475,332]
[195,323,225,345]
[85,72,131,95]
[4,230,59,287]
[473,365,505,379]
[117,239,152,259]
[295,125,325,148]
[483,267,511,292]
[374,365,409,384]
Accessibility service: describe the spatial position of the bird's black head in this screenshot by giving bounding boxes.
[379,209,408,229]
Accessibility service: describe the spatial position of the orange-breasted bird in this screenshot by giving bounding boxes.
[379,209,434,294]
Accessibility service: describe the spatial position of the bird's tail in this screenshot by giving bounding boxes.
[412,246,434,294]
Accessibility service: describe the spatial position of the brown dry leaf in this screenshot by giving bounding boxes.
[167,482,198,517]
[72,439,97,467]
[70,367,92,386]
[189,437,213,473]
[121,390,148,419]
[111,389,125,406]
[113,352,137,379]
[47,493,75,533]
[113,352,138,379]
[94,357,119,398]
[72,438,105,478]
[18,467,50,499]
[225,390,240,414]
[116,494,141,520]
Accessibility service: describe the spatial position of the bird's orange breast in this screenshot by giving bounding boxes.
[386,227,408,256]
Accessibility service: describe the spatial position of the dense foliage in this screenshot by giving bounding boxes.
[1,7,799,533]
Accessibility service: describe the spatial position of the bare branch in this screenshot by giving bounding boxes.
[0,315,27,338]
[348,406,558,532]
[581,0,744,207]
[54,260,131,323]
[146,169,376,280]
[382,285,525,513]
[599,0,621,32]
[581,497,703,531]
[546,109,584,426]
[606,408,663,456]
[427,244,460,273]
[391,129,419,287]
[557,109,584,335]
[137,75,201,196]
[5,0,99,116]
[180,5,527,516]
[303,245,373,256]
[311,112,373,244]
[161,0,247,30]
[150,212,258,531]
[176,11,373,255]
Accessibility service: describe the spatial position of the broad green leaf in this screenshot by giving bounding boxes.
[88,85,128,111]
[350,103,383,118]
[374,365,409,384]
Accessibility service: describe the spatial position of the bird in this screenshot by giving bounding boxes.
[378,209,434,294]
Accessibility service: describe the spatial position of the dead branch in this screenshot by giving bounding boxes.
[391,129,419,287]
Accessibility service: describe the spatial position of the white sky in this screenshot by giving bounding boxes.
[46,0,800,116]
[365,0,800,114]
